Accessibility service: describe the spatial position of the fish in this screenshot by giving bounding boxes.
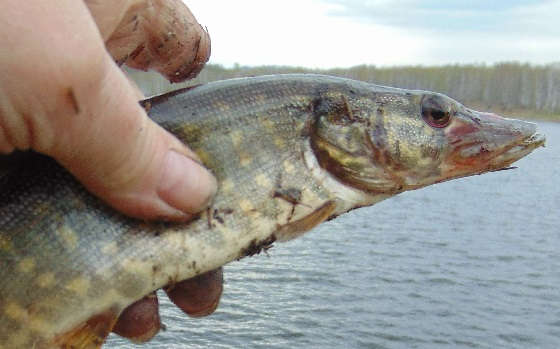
[0,74,545,348]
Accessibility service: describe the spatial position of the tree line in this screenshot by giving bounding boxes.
[128,62,560,119]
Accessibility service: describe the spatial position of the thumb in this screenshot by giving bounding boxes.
[52,57,216,221]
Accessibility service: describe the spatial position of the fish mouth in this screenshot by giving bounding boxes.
[487,131,545,171]
[443,113,546,179]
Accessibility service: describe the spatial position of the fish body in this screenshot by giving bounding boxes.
[0,75,545,348]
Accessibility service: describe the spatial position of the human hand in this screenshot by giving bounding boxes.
[0,0,215,221]
[0,0,221,343]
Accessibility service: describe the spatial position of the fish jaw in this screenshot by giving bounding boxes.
[440,110,546,181]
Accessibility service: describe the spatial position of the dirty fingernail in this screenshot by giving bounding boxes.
[158,150,216,215]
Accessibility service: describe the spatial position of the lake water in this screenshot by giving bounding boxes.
[107,121,559,349]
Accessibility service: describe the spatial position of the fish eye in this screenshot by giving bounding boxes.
[421,95,453,128]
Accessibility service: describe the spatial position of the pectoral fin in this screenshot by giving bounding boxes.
[53,308,118,349]
[275,200,337,242]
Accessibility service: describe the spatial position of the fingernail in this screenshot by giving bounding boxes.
[158,150,217,216]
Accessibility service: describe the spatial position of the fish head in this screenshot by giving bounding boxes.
[309,87,545,195]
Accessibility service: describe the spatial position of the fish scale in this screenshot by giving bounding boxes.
[0,74,544,348]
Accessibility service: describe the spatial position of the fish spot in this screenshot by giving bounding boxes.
[4,302,25,321]
[195,150,211,167]
[32,203,50,217]
[261,118,275,132]
[221,179,234,193]
[274,137,286,149]
[56,225,78,251]
[254,94,267,103]
[239,151,253,166]
[255,173,272,188]
[65,277,90,297]
[17,257,35,273]
[0,236,12,252]
[230,130,243,148]
[283,160,295,174]
[238,199,261,218]
[239,199,254,213]
[26,305,48,332]
[36,272,56,288]
[101,242,119,256]
[216,101,231,111]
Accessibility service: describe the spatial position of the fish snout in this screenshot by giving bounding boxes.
[445,110,545,175]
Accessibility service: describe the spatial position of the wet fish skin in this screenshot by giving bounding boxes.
[0,74,544,348]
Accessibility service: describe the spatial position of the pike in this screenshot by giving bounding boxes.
[0,74,545,348]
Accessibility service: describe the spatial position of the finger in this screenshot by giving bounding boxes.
[112,293,161,343]
[83,0,137,40]
[87,0,211,82]
[0,0,216,220]
[165,268,223,317]
[56,59,217,220]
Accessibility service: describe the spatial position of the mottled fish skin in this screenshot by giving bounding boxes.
[0,74,544,348]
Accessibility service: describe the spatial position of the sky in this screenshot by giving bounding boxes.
[185,0,560,69]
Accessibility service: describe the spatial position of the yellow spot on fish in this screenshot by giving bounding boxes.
[17,257,35,273]
[230,130,243,148]
[417,157,433,167]
[0,236,12,252]
[4,302,25,321]
[252,94,267,104]
[261,119,275,132]
[239,151,253,167]
[216,101,231,111]
[196,150,211,166]
[239,199,255,213]
[255,173,272,188]
[56,225,78,251]
[33,202,50,216]
[28,315,49,334]
[101,241,119,256]
[283,160,295,174]
[36,272,55,288]
[221,179,234,193]
[274,137,286,149]
[65,277,90,296]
